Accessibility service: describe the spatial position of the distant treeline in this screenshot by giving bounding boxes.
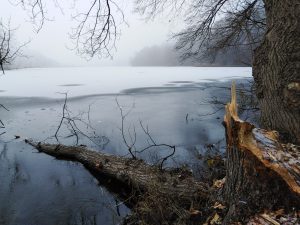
[130,44,252,67]
[5,51,60,70]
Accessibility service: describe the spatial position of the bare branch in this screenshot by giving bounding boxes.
[0,104,9,111]
[0,19,29,74]
[115,98,176,169]
[54,93,109,148]
[135,0,266,64]
[135,0,188,20]
[138,120,176,171]
[54,92,68,140]
[69,0,126,58]
[115,96,137,159]
[9,0,48,32]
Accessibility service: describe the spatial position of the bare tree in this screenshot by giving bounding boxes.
[10,0,125,58]
[0,20,28,74]
[135,0,265,62]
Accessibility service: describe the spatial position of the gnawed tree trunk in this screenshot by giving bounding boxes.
[25,83,300,224]
[253,0,300,144]
[222,82,300,224]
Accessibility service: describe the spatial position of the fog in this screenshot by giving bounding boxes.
[130,45,181,67]
[130,44,252,67]
[1,1,183,67]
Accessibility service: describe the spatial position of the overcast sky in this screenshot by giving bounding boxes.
[2,0,183,66]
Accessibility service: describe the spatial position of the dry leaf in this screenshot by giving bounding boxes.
[261,213,280,225]
[210,213,222,224]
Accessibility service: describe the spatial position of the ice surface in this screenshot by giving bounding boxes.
[1,67,251,97]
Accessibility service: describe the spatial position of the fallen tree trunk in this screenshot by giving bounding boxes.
[25,82,300,224]
[25,140,210,224]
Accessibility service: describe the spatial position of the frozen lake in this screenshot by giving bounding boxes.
[0,67,251,225]
[1,67,251,97]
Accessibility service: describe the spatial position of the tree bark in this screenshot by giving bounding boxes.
[253,0,300,144]
[222,83,300,224]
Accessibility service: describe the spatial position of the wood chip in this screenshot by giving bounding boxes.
[213,202,226,210]
[213,178,226,189]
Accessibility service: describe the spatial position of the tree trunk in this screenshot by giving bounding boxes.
[253,0,300,144]
[0,63,4,74]
[222,83,300,224]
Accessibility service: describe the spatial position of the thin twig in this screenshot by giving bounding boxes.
[115,96,136,159]
[54,92,109,148]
